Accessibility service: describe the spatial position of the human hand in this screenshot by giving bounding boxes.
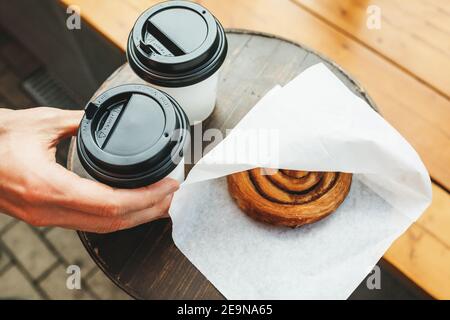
[0,107,179,233]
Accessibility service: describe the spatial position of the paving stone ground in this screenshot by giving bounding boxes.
[0,28,130,300]
[0,218,130,300]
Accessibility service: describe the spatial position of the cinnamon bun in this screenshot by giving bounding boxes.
[227,169,352,227]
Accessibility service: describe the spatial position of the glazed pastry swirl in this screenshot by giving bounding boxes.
[227,169,352,227]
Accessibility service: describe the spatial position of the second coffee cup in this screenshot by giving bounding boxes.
[127,0,228,124]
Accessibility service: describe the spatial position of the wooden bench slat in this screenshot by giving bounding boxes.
[417,184,450,246]
[61,0,141,49]
[385,221,450,299]
[292,0,450,99]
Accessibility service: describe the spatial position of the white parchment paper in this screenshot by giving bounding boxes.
[169,63,432,299]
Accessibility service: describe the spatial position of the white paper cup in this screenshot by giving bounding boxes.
[126,1,228,124]
[151,70,220,124]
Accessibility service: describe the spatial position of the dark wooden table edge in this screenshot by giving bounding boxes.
[68,29,382,300]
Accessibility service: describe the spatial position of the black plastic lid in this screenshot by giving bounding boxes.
[77,84,189,189]
[127,1,228,87]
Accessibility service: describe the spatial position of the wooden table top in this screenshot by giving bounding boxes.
[69,30,380,299]
[62,0,450,299]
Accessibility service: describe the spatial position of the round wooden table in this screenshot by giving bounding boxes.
[68,30,377,299]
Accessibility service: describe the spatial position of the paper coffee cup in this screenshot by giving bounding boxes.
[77,84,189,189]
[126,1,228,124]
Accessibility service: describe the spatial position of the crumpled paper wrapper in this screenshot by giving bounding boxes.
[168,63,432,299]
